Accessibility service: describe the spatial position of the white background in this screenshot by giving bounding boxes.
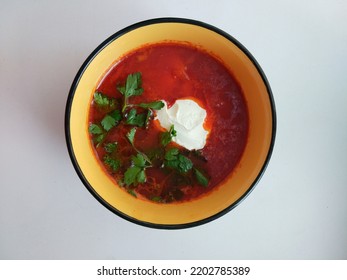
[1,0,346,260]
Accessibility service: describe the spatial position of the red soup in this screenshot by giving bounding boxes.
[88,42,248,203]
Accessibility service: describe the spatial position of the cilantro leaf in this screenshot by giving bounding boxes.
[117,72,144,112]
[164,148,179,161]
[164,148,193,174]
[160,125,177,146]
[177,154,193,173]
[131,153,146,168]
[93,92,116,109]
[151,196,162,202]
[104,142,117,153]
[126,127,137,145]
[93,133,106,146]
[137,101,164,110]
[109,110,122,122]
[125,108,146,127]
[124,72,143,97]
[123,152,151,186]
[89,123,103,135]
[145,109,152,128]
[124,166,142,186]
[194,168,209,187]
[101,109,121,131]
[89,123,106,146]
[93,92,110,106]
[103,155,121,171]
[136,170,146,184]
[101,115,116,131]
[127,189,137,197]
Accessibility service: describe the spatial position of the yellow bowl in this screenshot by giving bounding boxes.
[65,18,276,229]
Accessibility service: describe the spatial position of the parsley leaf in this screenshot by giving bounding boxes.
[136,170,146,184]
[151,196,162,202]
[101,109,122,131]
[125,108,146,127]
[145,109,152,128]
[131,153,146,168]
[93,133,106,146]
[137,101,164,110]
[126,127,137,145]
[164,148,193,174]
[117,72,144,112]
[124,166,142,186]
[160,125,177,146]
[93,92,116,109]
[194,168,209,187]
[164,148,179,161]
[123,153,149,186]
[103,155,121,171]
[101,115,116,131]
[104,142,117,153]
[89,123,103,135]
[89,123,106,146]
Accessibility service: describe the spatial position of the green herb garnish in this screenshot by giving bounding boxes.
[125,108,146,127]
[103,155,121,171]
[101,110,121,131]
[126,127,137,145]
[194,168,209,187]
[89,123,106,146]
[93,92,116,109]
[89,123,103,135]
[164,148,193,174]
[104,142,117,154]
[137,101,164,110]
[160,125,177,146]
[124,153,149,186]
[117,72,144,112]
[126,127,152,165]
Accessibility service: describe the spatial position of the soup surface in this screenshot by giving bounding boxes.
[88,42,248,203]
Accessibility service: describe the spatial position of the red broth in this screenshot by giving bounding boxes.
[88,42,248,203]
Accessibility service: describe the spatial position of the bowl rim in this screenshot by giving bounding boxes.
[64,17,277,230]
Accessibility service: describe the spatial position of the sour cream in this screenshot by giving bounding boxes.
[156,99,209,150]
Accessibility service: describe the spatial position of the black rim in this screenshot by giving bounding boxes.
[65,17,277,230]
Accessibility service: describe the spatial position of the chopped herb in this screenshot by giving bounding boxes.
[123,152,152,186]
[194,168,209,187]
[164,148,193,174]
[109,110,122,122]
[127,189,137,197]
[136,170,146,184]
[104,142,117,153]
[101,110,121,131]
[93,133,106,146]
[89,123,106,146]
[137,101,164,110]
[124,166,142,186]
[160,125,177,146]
[93,92,116,109]
[126,127,137,145]
[103,155,121,171]
[144,109,152,128]
[125,108,146,127]
[88,123,103,135]
[151,196,162,202]
[131,153,147,168]
[164,148,179,161]
[117,72,144,112]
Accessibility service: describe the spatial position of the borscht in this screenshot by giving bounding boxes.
[88,42,248,203]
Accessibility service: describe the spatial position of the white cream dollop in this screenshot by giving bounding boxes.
[156,99,209,150]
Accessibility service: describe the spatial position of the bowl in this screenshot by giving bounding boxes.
[65,18,276,229]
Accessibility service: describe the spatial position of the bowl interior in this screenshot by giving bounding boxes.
[67,20,274,228]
